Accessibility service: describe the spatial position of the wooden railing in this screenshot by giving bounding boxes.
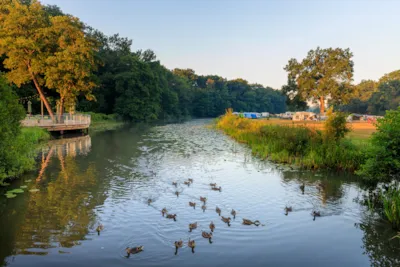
[21,113,91,131]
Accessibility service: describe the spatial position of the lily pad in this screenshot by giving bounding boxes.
[5,193,17,198]
[0,182,10,187]
[29,188,40,193]
[7,189,24,194]
[24,180,32,183]
[20,185,28,189]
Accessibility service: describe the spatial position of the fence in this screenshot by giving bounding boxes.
[21,113,91,129]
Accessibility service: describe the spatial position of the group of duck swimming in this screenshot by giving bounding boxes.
[162,179,264,254]
[95,180,322,258]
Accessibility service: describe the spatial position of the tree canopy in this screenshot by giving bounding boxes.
[338,70,400,115]
[284,47,354,114]
[0,0,97,120]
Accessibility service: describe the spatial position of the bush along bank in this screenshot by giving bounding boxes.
[357,107,400,230]
[216,109,366,172]
[0,127,50,186]
[0,75,51,185]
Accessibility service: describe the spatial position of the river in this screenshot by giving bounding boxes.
[0,119,399,267]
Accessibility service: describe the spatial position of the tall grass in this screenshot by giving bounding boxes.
[216,110,366,172]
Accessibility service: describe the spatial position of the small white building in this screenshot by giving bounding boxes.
[261,112,270,118]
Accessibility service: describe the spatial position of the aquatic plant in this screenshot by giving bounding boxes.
[381,187,400,229]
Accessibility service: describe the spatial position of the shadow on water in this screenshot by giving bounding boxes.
[0,119,399,267]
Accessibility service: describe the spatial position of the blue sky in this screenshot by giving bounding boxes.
[41,0,400,89]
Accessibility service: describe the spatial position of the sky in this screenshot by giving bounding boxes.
[41,0,400,89]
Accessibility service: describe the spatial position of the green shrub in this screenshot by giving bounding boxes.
[358,107,400,183]
[324,108,350,142]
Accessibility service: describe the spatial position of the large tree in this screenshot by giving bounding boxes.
[0,0,97,120]
[44,15,98,118]
[284,47,354,114]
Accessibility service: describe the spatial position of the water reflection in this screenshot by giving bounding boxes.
[0,134,105,266]
[356,214,400,267]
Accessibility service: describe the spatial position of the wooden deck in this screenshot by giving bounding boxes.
[21,113,91,132]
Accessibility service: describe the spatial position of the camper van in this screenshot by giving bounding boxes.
[292,112,317,121]
[281,112,295,119]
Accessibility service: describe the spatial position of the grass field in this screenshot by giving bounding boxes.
[259,118,376,140]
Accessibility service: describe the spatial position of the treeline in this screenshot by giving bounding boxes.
[337,71,400,115]
[0,0,286,123]
[76,34,286,121]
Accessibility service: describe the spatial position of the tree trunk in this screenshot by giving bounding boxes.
[29,69,55,121]
[58,97,64,123]
[319,96,325,115]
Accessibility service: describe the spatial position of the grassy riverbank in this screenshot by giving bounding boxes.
[0,127,50,185]
[216,111,368,172]
[85,112,125,131]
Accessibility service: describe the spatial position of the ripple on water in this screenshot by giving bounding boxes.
[2,119,397,267]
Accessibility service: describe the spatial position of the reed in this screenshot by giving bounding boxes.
[382,187,400,229]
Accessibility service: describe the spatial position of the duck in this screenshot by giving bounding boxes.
[161,207,168,216]
[174,240,183,248]
[184,181,190,186]
[200,196,207,203]
[175,191,180,197]
[231,209,236,219]
[172,182,178,187]
[201,205,207,212]
[216,206,221,216]
[202,231,213,243]
[188,239,196,253]
[166,214,177,221]
[317,183,325,191]
[221,216,231,226]
[189,201,196,208]
[242,219,261,226]
[211,186,222,192]
[300,183,305,193]
[147,199,152,205]
[210,183,217,187]
[188,178,193,183]
[96,224,104,235]
[209,221,215,232]
[284,206,293,216]
[189,222,198,232]
[125,246,144,258]
[312,211,321,221]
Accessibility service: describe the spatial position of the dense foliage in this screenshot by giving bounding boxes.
[0,76,49,183]
[358,107,400,183]
[338,72,400,115]
[76,32,287,121]
[0,0,98,120]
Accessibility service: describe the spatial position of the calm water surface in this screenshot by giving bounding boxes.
[1,119,399,267]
